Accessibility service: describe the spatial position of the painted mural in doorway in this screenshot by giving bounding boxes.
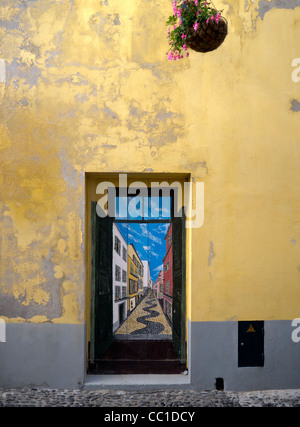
[112,221,174,340]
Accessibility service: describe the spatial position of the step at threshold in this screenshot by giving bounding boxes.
[84,373,190,390]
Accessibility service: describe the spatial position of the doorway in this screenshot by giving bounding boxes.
[87,186,186,374]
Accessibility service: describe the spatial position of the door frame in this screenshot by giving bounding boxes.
[85,173,190,374]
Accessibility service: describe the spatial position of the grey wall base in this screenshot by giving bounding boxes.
[0,320,299,391]
[0,323,86,389]
[188,320,300,391]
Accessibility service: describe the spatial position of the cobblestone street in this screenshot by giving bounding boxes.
[0,388,299,407]
[115,294,172,338]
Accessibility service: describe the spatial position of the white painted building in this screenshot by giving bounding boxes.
[112,223,128,332]
[142,260,152,295]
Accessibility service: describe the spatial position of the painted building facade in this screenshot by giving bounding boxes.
[127,244,144,312]
[142,260,151,296]
[154,270,164,303]
[112,223,127,332]
[0,0,300,390]
[163,224,173,324]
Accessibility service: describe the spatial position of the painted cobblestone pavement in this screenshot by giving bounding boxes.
[115,294,172,337]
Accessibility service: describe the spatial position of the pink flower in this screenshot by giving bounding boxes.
[173,2,181,18]
[181,33,187,39]
[183,44,187,51]
[186,52,189,58]
[193,21,199,31]
[195,0,198,5]
[211,15,214,20]
[206,18,209,24]
[204,1,207,6]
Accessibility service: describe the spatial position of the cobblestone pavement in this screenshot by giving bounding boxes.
[115,294,172,337]
[0,388,299,407]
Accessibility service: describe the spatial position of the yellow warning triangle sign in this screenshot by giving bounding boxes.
[247,324,255,333]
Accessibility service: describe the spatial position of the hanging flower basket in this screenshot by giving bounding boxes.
[166,0,228,60]
[186,16,227,53]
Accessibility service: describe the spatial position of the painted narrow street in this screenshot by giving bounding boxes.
[115,293,172,338]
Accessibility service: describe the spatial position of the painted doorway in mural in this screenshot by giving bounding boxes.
[88,190,186,374]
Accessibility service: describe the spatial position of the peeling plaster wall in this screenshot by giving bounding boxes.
[257,0,300,20]
[0,0,300,357]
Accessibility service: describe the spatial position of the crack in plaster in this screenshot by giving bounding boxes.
[208,241,215,266]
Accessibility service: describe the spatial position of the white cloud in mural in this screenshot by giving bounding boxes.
[153,264,164,273]
[140,223,162,244]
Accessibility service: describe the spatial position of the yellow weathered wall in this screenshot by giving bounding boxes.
[0,0,300,326]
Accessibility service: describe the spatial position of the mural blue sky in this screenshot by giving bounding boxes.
[114,194,172,281]
[115,221,170,282]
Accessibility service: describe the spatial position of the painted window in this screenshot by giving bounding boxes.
[122,246,127,261]
[115,286,121,300]
[115,265,121,281]
[165,280,170,295]
[114,236,121,255]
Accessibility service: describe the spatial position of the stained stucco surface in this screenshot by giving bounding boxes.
[0,0,300,323]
